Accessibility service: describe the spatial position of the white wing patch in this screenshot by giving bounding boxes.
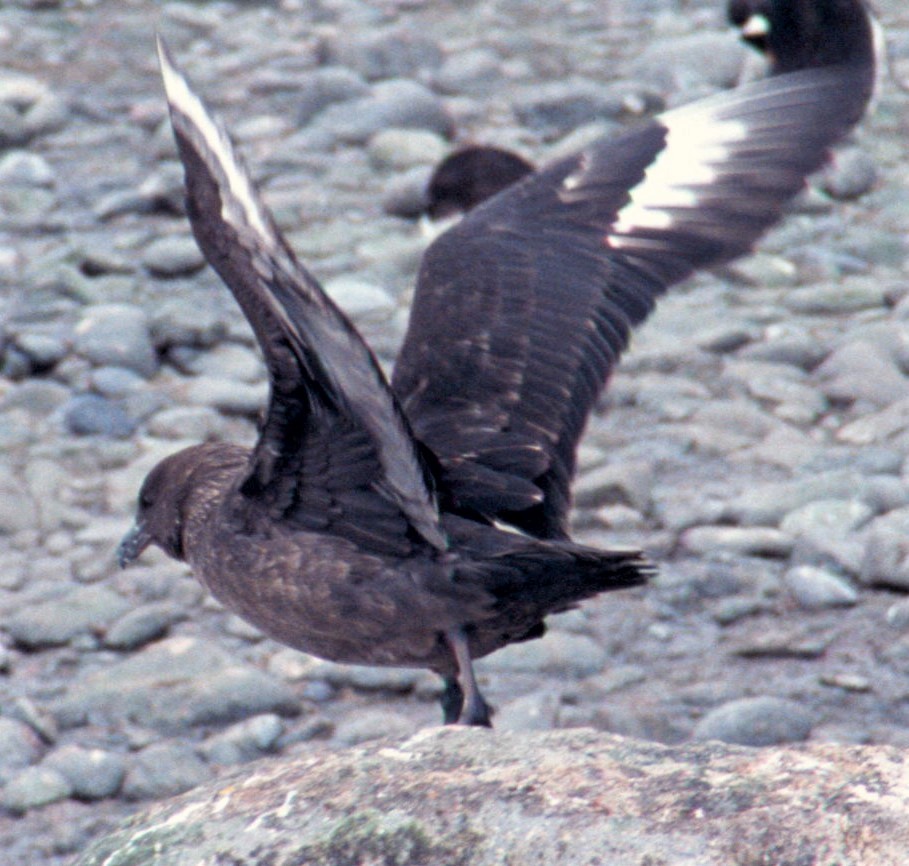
[609,99,748,241]
[742,13,770,39]
[156,37,275,247]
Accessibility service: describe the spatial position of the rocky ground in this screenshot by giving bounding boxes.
[0,0,908,862]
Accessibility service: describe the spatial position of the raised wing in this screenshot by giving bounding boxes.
[392,61,874,539]
[157,38,446,554]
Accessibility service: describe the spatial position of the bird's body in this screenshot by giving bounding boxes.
[121,5,874,726]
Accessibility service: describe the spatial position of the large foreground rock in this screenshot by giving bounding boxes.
[76,728,908,865]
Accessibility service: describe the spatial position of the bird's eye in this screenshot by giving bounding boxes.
[139,492,154,510]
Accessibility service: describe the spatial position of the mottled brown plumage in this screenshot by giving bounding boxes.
[120,26,872,726]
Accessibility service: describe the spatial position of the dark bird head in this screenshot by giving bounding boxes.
[118,444,245,568]
[727,0,875,74]
[425,146,535,220]
[117,449,197,567]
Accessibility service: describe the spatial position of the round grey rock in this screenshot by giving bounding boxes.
[73,304,158,377]
[121,742,210,802]
[63,394,137,438]
[692,696,814,746]
[783,566,858,610]
[1,765,72,814]
[42,745,126,801]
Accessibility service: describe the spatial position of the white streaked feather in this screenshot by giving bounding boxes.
[609,100,748,238]
[156,37,274,246]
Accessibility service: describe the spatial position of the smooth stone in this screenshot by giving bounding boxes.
[860,521,909,591]
[182,342,263,382]
[200,714,284,765]
[434,47,502,95]
[295,67,369,126]
[692,696,814,746]
[573,460,654,512]
[149,297,229,348]
[779,499,874,541]
[495,691,560,732]
[102,602,187,650]
[0,765,72,814]
[838,397,909,445]
[321,27,443,81]
[782,566,858,610]
[0,150,55,186]
[42,745,126,801]
[141,235,206,277]
[6,584,131,650]
[381,165,431,218]
[63,394,137,438]
[679,527,793,558]
[73,303,158,377]
[821,147,877,200]
[726,472,895,527]
[269,651,423,692]
[88,366,145,398]
[332,709,415,747]
[182,375,268,414]
[885,599,909,630]
[629,32,746,92]
[0,718,44,786]
[311,79,453,144]
[121,742,210,802]
[368,128,446,170]
[478,631,607,677]
[53,637,301,732]
[324,276,396,322]
[146,405,226,440]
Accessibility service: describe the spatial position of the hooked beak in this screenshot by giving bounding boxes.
[117,522,151,568]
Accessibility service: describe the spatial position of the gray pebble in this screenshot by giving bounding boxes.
[367,128,446,171]
[321,27,443,81]
[295,67,369,126]
[573,460,654,512]
[821,147,877,200]
[42,745,125,801]
[7,584,131,650]
[861,524,909,591]
[0,151,55,186]
[149,297,229,349]
[180,375,267,415]
[89,366,145,398]
[121,742,210,802]
[145,405,226,440]
[311,79,453,144]
[0,718,44,785]
[201,662,303,725]
[102,602,187,650]
[269,650,422,692]
[692,696,814,746]
[780,499,873,542]
[478,631,607,677]
[381,165,431,218]
[1,765,72,814]
[325,276,397,322]
[141,235,206,278]
[783,566,858,610]
[63,394,137,439]
[628,32,745,93]
[885,599,909,630]
[434,47,502,95]
[73,304,158,378]
[679,526,793,559]
[332,709,415,746]
[495,690,560,732]
[200,714,284,765]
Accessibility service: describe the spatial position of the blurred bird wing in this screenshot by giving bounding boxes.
[392,63,873,538]
[158,38,445,553]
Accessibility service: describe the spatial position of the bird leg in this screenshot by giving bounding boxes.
[439,675,464,725]
[445,628,492,727]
